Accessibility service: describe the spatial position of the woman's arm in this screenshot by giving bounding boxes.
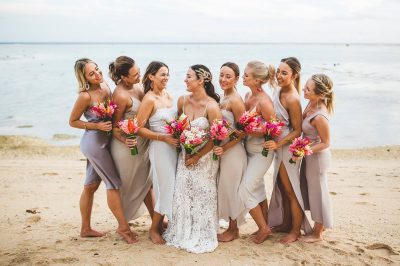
[69,92,111,132]
[264,95,302,150]
[112,90,130,144]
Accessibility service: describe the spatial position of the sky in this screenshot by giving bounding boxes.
[0,0,399,43]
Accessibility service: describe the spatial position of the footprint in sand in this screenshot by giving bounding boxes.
[52,257,79,264]
[365,243,399,255]
[330,192,337,195]
[359,192,369,196]
[42,172,58,176]
[26,215,41,223]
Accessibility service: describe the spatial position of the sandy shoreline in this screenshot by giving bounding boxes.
[0,135,399,265]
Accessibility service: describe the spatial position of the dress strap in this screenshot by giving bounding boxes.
[183,95,186,114]
[203,101,211,117]
[310,111,329,122]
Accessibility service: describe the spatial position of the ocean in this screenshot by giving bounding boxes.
[0,43,399,148]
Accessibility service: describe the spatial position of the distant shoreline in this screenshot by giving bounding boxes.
[0,42,399,46]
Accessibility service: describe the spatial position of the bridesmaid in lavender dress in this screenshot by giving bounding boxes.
[299,74,334,243]
[109,56,154,223]
[69,58,136,244]
[265,57,312,244]
[213,62,247,242]
[136,61,179,244]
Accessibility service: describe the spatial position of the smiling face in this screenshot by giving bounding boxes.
[219,66,238,91]
[276,62,296,88]
[303,79,319,101]
[242,65,259,88]
[184,68,202,92]
[122,64,141,85]
[150,66,169,90]
[84,62,103,85]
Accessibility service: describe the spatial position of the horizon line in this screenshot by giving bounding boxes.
[0,41,399,46]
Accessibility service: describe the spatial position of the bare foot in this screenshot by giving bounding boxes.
[271,224,291,233]
[80,228,105,237]
[117,229,138,244]
[149,229,166,244]
[162,220,168,229]
[252,228,271,244]
[250,230,259,236]
[299,234,323,243]
[279,233,299,244]
[218,229,239,242]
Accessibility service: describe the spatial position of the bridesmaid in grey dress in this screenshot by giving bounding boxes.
[239,61,276,244]
[213,62,247,242]
[109,56,153,223]
[69,58,136,244]
[265,57,312,244]
[299,74,334,243]
[136,61,179,244]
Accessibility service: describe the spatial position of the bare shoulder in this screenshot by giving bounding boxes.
[286,92,301,106]
[231,93,245,105]
[207,98,220,111]
[141,92,156,105]
[77,91,91,103]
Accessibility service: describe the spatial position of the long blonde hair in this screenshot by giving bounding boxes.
[312,74,334,114]
[247,60,277,88]
[74,58,95,93]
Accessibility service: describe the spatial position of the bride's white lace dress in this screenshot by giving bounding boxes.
[163,117,219,254]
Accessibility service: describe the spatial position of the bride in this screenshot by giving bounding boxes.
[163,64,222,253]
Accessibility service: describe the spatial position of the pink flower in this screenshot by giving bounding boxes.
[288,137,313,163]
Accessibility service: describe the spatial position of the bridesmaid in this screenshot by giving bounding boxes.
[136,61,179,244]
[69,58,136,244]
[265,57,312,244]
[299,74,334,243]
[239,60,276,244]
[213,62,247,242]
[109,56,154,223]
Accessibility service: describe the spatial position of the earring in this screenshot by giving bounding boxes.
[85,82,90,90]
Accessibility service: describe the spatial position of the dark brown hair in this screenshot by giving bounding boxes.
[281,57,301,94]
[108,56,135,85]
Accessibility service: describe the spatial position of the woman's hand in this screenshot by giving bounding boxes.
[234,129,246,139]
[263,140,278,150]
[160,134,179,147]
[96,121,112,132]
[185,154,200,167]
[213,146,224,156]
[125,137,137,149]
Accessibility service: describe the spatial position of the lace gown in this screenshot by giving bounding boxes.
[164,117,219,254]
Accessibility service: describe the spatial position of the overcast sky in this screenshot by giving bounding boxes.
[0,0,399,43]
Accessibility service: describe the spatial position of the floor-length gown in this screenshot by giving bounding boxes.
[111,96,152,221]
[148,107,178,220]
[239,107,274,213]
[300,110,333,229]
[164,108,219,253]
[268,89,312,234]
[218,109,247,225]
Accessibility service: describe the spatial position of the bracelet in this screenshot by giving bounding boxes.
[83,122,87,130]
[156,134,159,141]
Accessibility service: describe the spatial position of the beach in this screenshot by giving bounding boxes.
[0,135,399,265]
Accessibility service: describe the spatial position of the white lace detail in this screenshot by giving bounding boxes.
[163,117,219,254]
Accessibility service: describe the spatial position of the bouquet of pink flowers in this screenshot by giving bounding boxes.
[210,119,230,160]
[289,137,313,164]
[236,111,262,133]
[118,117,140,156]
[90,99,117,136]
[261,117,285,157]
[180,126,208,155]
[165,113,190,153]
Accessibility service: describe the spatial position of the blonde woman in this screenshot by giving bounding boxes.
[299,74,334,243]
[239,60,275,244]
[69,58,136,244]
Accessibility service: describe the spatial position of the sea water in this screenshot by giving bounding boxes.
[0,43,399,148]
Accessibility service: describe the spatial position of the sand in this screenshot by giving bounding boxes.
[0,135,399,265]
